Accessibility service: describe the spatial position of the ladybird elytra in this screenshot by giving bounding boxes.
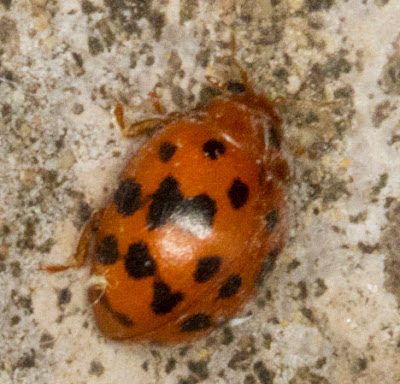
[45,79,288,344]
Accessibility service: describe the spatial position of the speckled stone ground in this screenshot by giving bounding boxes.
[1,0,400,383]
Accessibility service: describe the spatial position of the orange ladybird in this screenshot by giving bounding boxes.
[56,79,288,344]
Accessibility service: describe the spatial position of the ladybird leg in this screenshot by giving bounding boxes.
[114,103,125,131]
[205,34,250,94]
[122,110,186,138]
[116,86,185,138]
[38,210,103,273]
[73,209,103,266]
[114,102,161,138]
[149,88,164,115]
[122,118,166,138]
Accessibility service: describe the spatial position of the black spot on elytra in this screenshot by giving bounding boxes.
[180,313,212,333]
[151,282,183,315]
[114,178,141,216]
[228,178,249,209]
[147,177,183,229]
[256,248,280,287]
[89,287,134,327]
[218,275,242,299]
[227,81,246,94]
[147,176,216,235]
[125,242,156,279]
[194,256,222,283]
[159,142,177,163]
[266,209,279,233]
[203,139,225,160]
[112,312,135,327]
[96,235,119,265]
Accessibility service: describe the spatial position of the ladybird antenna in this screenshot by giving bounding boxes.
[114,103,125,131]
[229,33,248,86]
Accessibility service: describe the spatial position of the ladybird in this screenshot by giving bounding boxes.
[47,77,288,344]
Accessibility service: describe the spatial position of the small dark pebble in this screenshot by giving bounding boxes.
[89,360,104,377]
[222,327,234,345]
[287,259,301,272]
[58,288,72,307]
[16,349,36,369]
[187,360,209,380]
[40,332,55,349]
[10,261,21,278]
[72,103,84,115]
[356,358,368,372]
[315,357,327,369]
[253,361,274,384]
[165,358,176,374]
[10,315,20,326]
[243,374,257,384]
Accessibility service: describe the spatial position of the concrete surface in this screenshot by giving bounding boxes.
[1,0,400,383]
